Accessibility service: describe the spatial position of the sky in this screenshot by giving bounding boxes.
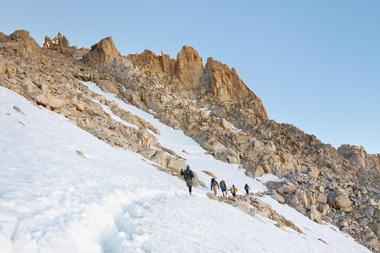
[1,0,379,153]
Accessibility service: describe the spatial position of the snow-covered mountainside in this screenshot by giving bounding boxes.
[0,85,370,253]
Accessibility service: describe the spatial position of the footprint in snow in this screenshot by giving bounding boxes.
[75,149,86,158]
[13,106,25,115]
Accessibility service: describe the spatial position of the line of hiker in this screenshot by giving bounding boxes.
[210,178,250,198]
[180,165,251,198]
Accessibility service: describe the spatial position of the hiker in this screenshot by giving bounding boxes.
[244,184,251,195]
[229,185,238,198]
[219,180,227,197]
[210,178,219,196]
[180,165,195,195]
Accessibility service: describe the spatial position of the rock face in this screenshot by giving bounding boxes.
[338,145,367,169]
[1,30,379,252]
[0,30,41,59]
[43,32,69,51]
[204,57,267,115]
[81,37,136,81]
[172,46,204,90]
[82,37,119,69]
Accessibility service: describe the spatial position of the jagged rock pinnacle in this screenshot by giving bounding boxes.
[81,36,120,69]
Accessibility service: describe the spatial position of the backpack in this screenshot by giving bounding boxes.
[220,180,227,190]
[182,169,194,181]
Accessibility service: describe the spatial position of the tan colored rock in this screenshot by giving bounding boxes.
[82,37,119,69]
[172,46,204,90]
[0,59,6,75]
[73,101,85,111]
[22,78,40,94]
[35,94,64,110]
[139,148,157,159]
[9,30,41,58]
[330,193,352,211]
[309,205,322,223]
[97,79,120,94]
[150,150,168,167]
[308,167,320,179]
[271,191,285,204]
[317,193,328,204]
[221,118,235,131]
[203,139,226,153]
[204,57,267,119]
[167,157,186,173]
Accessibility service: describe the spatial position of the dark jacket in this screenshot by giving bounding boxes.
[244,184,250,192]
[210,178,219,190]
[181,168,194,182]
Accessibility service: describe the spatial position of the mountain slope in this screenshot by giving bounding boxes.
[0,86,370,253]
[0,30,379,252]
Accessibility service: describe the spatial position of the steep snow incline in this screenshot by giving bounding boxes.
[83,82,267,192]
[0,86,369,253]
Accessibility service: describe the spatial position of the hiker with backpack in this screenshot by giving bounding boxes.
[210,178,219,197]
[244,183,251,196]
[229,185,238,198]
[219,180,227,197]
[180,165,195,195]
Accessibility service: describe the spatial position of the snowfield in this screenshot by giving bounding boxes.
[0,85,370,253]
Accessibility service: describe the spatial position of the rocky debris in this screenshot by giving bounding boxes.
[266,169,380,252]
[210,193,303,234]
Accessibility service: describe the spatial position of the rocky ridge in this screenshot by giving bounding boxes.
[0,31,379,252]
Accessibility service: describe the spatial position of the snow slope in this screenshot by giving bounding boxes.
[0,85,370,253]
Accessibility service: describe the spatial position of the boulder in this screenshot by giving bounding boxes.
[203,140,226,153]
[97,79,120,94]
[221,118,235,131]
[126,90,147,110]
[150,150,168,167]
[308,167,320,179]
[139,148,157,159]
[309,205,323,223]
[271,191,285,204]
[167,157,186,173]
[330,193,352,211]
[316,193,327,204]
[73,101,85,112]
[22,78,40,94]
[253,164,270,177]
[35,94,64,110]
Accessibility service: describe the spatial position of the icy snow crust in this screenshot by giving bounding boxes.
[0,85,369,253]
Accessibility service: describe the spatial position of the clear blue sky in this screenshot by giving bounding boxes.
[1,0,379,153]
